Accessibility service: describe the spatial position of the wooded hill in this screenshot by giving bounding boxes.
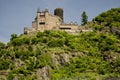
[0,8,120,80]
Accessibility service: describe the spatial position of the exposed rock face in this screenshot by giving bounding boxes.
[50,53,70,65]
[36,66,50,80]
[36,53,70,80]
[110,26,120,35]
[59,53,70,65]
[104,76,120,80]
[50,54,59,65]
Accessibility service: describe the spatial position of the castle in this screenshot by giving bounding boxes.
[24,8,91,34]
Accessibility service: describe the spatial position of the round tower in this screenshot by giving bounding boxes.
[54,8,64,22]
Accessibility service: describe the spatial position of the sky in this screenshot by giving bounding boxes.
[0,0,120,43]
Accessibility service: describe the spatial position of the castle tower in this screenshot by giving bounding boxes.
[36,8,46,32]
[44,9,49,17]
[54,8,64,22]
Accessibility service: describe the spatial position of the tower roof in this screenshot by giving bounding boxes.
[45,9,49,12]
[37,8,41,13]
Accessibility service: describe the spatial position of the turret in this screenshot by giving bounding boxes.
[45,9,49,13]
[54,8,64,22]
[37,8,41,20]
[45,9,49,16]
[37,8,41,13]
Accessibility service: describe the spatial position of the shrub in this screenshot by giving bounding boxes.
[35,53,51,68]
[10,34,18,41]
[48,38,65,47]
[0,59,11,70]
[36,32,44,38]
[31,37,38,44]
[23,37,30,44]
[0,42,6,49]
[12,38,23,46]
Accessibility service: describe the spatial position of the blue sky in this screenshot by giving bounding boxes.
[0,0,120,43]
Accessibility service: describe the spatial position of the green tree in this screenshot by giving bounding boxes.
[12,38,23,46]
[0,59,11,70]
[10,34,18,41]
[0,42,6,49]
[81,11,88,25]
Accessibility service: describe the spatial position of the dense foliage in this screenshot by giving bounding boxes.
[0,8,120,80]
[93,8,120,26]
[0,30,120,79]
[92,8,120,37]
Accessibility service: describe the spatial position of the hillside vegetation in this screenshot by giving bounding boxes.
[91,8,120,37]
[0,8,120,80]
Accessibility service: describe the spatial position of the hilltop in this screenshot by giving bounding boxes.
[0,8,120,80]
[90,8,120,36]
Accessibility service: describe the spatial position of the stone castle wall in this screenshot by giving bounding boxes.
[24,9,63,34]
[24,8,92,34]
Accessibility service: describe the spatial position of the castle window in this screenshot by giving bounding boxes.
[40,12,45,17]
[60,27,71,30]
[40,15,45,17]
[39,22,45,25]
[40,12,44,15]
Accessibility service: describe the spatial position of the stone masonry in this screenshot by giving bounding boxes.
[24,8,92,34]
